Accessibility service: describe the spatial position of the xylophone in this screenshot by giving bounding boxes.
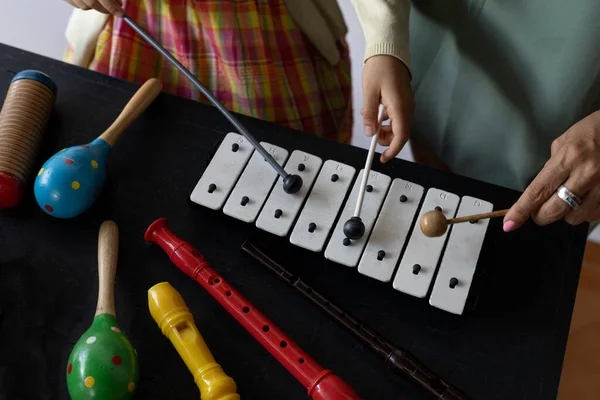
[189,132,494,316]
[113,12,487,316]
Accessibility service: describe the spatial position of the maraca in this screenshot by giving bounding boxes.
[35,78,162,218]
[66,220,139,399]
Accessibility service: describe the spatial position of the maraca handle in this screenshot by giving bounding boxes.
[98,78,162,147]
[96,220,119,316]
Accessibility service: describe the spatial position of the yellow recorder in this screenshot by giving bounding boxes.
[148,282,239,400]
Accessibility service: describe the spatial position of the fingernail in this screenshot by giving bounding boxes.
[365,126,373,136]
[503,220,516,232]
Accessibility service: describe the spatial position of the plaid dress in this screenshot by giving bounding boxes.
[65,0,353,143]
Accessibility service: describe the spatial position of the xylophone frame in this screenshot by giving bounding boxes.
[189,133,495,316]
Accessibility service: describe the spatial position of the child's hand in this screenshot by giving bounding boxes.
[361,55,413,163]
[64,0,124,17]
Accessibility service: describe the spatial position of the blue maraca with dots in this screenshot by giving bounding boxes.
[34,78,162,218]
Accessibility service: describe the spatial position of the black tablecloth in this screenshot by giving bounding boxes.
[0,43,588,400]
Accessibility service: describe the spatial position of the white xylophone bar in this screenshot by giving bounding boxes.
[222,142,288,223]
[324,169,391,267]
[429,196,493,315]
[357,179,424,282]
[392,188,460,298]
[289,160,356,252]
[255,150,323,237]
[189,132,253,210]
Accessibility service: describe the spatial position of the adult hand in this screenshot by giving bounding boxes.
[504,111,600,231]
[64,0,124,17]
[361,55,414,163]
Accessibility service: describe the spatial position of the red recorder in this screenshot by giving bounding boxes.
[144,218,361,400]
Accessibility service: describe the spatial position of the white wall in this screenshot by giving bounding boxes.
[0,0,73,60]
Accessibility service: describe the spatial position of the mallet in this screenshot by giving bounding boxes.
[343,105,385,240]
[121,15,303,194]
[420,208,509,237]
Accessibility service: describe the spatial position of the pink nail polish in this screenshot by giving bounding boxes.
[503,220,516,232]
[365,126,373,136]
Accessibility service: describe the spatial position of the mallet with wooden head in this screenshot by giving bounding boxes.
[420,208,509,237]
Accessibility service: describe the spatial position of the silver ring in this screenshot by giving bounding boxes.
[557,185,582,210]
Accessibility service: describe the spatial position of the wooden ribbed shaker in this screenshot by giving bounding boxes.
[0,70,57,208]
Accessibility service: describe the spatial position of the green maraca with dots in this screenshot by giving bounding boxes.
[66,220,139,399]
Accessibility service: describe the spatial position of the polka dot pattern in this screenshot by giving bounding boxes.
[84,376,95,388]
[34,138,111,219]
[38,168,44,176]
[66,308,137,398]
[45,205,53,212]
